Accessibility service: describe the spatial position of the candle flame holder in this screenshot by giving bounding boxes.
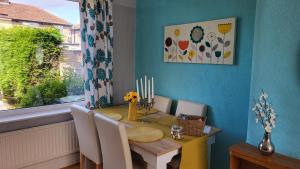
[137,98,155,123]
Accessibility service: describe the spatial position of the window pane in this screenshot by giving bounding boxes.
[0,0,82,111]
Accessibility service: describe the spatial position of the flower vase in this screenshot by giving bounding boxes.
[128,102,137,121]
[258,131,275,156]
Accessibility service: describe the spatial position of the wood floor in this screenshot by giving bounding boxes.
[61,163,97,169]
[61,164,80,169]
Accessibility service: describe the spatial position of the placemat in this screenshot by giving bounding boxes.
[127,126,164,143]
[103,113,122,121]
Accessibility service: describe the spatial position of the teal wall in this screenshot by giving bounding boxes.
[136,0,257,168]
[247,0,300,159]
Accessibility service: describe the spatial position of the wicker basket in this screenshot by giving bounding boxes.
[177,115,206,137]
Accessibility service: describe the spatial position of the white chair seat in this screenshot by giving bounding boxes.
[94,113,146,169]
[70,104,102,169]
[153,95,172,114]
[175,100,207,117]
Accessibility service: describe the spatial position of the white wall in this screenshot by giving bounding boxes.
[113,4,136,104]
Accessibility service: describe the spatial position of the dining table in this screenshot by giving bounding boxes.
[95,105,221,169]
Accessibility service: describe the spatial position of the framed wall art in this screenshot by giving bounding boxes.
[164,17,236,65]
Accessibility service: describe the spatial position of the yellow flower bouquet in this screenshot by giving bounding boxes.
[124,91,138,103]
[124,91,138,121]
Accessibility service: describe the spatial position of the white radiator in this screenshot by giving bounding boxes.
[0,121,79,169]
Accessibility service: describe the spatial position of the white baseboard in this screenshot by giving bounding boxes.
[22,152,79,169]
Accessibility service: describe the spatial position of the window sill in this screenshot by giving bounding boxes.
[0,101,84,133]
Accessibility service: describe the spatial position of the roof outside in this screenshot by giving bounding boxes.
[0,2,72,26]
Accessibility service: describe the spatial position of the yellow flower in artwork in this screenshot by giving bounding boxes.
[218,23,232,34]
[174,29,180,37]
[188,50,196,58]
[224,51,231,59]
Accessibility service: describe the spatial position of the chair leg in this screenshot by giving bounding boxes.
[96,164,103,169]
[80,153,85,169]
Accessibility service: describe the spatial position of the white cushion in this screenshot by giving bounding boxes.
[94,113,133,169]
[70,104,102,164]
[153,95,172,114]
[175,100,207,117]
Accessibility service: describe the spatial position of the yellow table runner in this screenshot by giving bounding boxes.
[95,105,208,169]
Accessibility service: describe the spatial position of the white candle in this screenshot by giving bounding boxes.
[148,80,151,103]
[140,78,144,99]
[145,76,147,98]
[151,77,154,99]
[136,79,140,102]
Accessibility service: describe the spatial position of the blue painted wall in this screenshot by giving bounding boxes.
[136,0,256,168]
[247,0,300,159]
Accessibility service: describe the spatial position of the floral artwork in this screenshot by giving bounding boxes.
[164,17,236,65]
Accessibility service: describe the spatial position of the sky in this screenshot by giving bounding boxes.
[11,0,80,25]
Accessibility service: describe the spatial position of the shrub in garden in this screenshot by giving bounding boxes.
[19,87,44,108]
[0,26,64,107]
[37,78,67,105]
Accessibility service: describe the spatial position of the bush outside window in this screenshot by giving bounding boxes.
[0,0,82,111]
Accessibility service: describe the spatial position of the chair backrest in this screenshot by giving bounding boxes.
[175,100,207,117]
[153,95,172,114]
[94,113,133,169]
[70,104,102,164]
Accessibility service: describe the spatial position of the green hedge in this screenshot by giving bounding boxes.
[19,79,67,108]
[0,26,65,107]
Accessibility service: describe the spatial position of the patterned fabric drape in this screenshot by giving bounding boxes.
[80,0,113,109]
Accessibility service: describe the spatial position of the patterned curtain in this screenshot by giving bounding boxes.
[79,0,113,109]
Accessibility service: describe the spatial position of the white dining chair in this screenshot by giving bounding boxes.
[175,100,207,117]
[153,95,172,114]
[94,113,146,169]
[70,104,103,169]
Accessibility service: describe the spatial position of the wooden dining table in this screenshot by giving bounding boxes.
[95,105,221,169]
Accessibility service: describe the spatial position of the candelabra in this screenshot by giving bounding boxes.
[137,98,154,110]
[137,98,155,123]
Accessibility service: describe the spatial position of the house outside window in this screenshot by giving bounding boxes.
[0,0,83,111]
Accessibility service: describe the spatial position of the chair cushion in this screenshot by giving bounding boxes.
[0,110,72,133]
[153,95,172,114]
[175,100,207,117]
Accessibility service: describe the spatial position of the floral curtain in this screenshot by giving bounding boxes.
[79,0,113,109]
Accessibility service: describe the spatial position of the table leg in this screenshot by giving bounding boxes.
[230,153,240,169]
[131,145,179,169]
[208,135,215,169]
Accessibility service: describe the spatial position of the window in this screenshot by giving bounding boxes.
[0,0,83,111]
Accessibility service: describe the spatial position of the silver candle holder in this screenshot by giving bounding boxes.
[137,98,155,123]
[137,98,155,111]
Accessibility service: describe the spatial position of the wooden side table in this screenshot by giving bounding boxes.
[229,143,300,169]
